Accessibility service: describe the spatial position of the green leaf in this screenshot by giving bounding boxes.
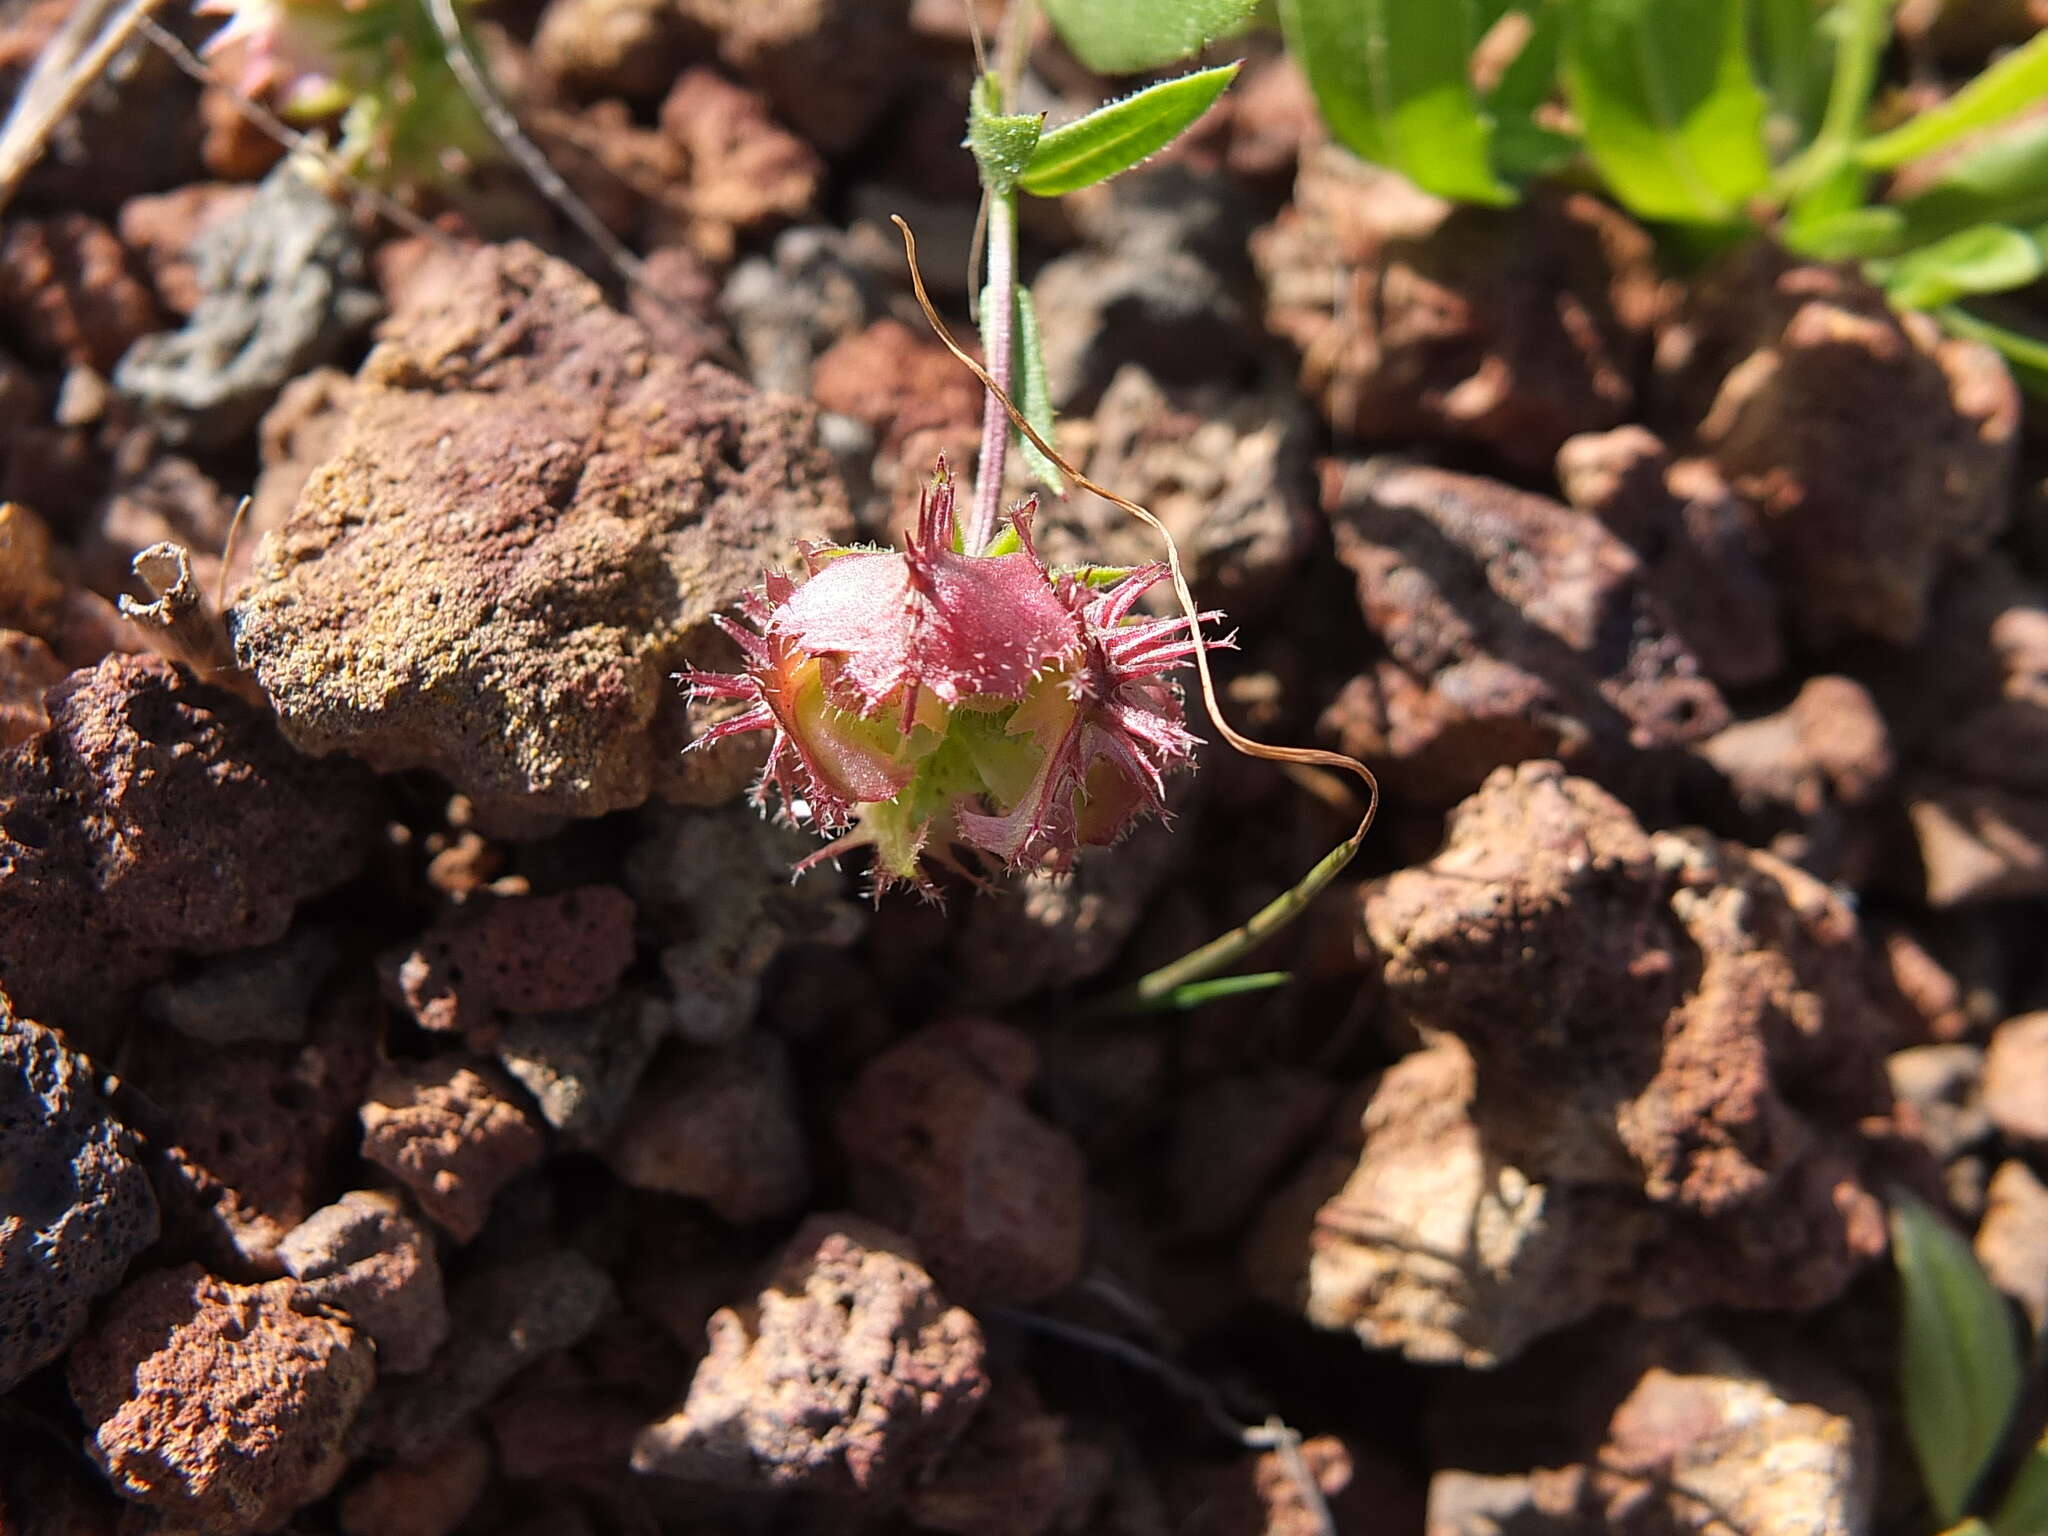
[1017,63,1240,196]
[1278,0,1516,205]
[1895,118,2048,248]
[1488,2,1579,181]
[1892,1191,2024,1524]
[1786,202,1905,258]
[1773,0,1890,203]
[1043,0,1260,74]
[1752,0,1822,140]
[1559,0,1773,223]
[1992,1431,2048,1536]
[1860,31,2048,171]
[1872,224,2045,311]
[1011,286,1064,493]
[1938,303,2048,399]
[1146,971,1292,1013]
[967,72,1044,194]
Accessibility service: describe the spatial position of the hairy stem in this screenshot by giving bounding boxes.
[969,188,1018,554]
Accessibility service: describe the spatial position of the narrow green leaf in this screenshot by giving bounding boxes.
[1150,971,1293,1013]
[1043,0,1259,74]
[1560,0,1773,223]
[1873,224,2045,311]
[1892,1191,2024,1523]
[1017,63,1240,197]
[1860,32,2048,171]
[1785,202,1905,259]
[1752,0,1821,139]
[1895,118,2048,248]
[1011,286,1064,493]
[1938,304,2048,398]
[967,72,1043,194]
[1774,0,1890,203]
[1278,0,1515,205]
[1992,1431,2048,1536]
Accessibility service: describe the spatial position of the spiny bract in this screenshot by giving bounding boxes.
[681,459,1229,893]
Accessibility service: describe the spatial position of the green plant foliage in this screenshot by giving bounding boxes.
[1487,2,1577,181]
[967,73,1045,193]
[1893,119,2048,249]
[1559,0,1772,223]
[1993,1433,2048,1536]
[1872,225,2045,311]
[1892,1191,2024,1525]
[1011,287,1064,492]
[1148,971,1292,1012]
[1277,0,1515,205]
[1042,0,1260,74]
[1861,32,2048,170]
[1017,63,1240,196]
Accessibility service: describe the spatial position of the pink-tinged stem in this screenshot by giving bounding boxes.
[969,189,1017,556]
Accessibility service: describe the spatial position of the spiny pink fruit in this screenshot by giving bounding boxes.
[682,459,1228,892]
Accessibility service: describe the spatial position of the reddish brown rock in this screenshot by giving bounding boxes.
[116,183,257,317]
[1656,247,2017,647]
[676,0,911,155]
[358,1059,545,1242]
[811,317,982,462]
[604,1035,810,1223]
[68,1265,375,1536]
[279,1190,449,1374]
[383,885,637,1048]
[836,1020,1087,1305]
[1556,424,1783,688]
[0,213,164,370]
[1022,365,1318,618]
[1977,1158,2048,1337]
[126,986,374,1268]
[1171,1434,1419,1536]
[0,628,66,747]
[338,1428,491,1536]
[900,1377,1073,1536]
[1317,457,1728,810]
[1257,763,1895,1364]
[657,67,822,264]
[1428,1324,1874,1536]
[1256,150,1661,471]
[1983,1012,2048,1147]
[1168,1071,1337,1242]
[0,654,379,1032]
[374,1251,615,1452]
[0,1004,159,1393]
[532,0,690,99]
[230,240,849,822]
[632,1215,988,1493]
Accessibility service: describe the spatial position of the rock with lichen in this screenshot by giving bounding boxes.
[230,240,849,823]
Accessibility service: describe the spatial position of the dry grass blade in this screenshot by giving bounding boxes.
[0,0,169,209]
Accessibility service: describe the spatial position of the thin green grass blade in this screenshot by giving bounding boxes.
[1017,64,1239,197]
[1895,118,2048,247]
[1140,971,1293,1014]
[1892,1191,2025,1524]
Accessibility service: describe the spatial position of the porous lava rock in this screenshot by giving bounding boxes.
[1255,762,1896,1365]
[632,1215,988,1494]
[1983,1012,2048,1147]
[357,1058,546,1242]
[1555,424,1784,689]
[1256,150,1661,471]
[278,1190,449,1374]
[604,1034,810,1223]
[373,1250,616,1452]
[124,984,374,1268]
[67,1265,375,1536]
[0,627,66,747]
[0,653,378,1032]
[0,212,164,370]
[383,884,637,1048]
[674,0,910,155]
[0,1004,158,1393]
[230,239,849,822]
[1656,246,2017,648]
[836,1020,1087,1305]
[1317,457,1728,809]
[1427,1323,1875,1536]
